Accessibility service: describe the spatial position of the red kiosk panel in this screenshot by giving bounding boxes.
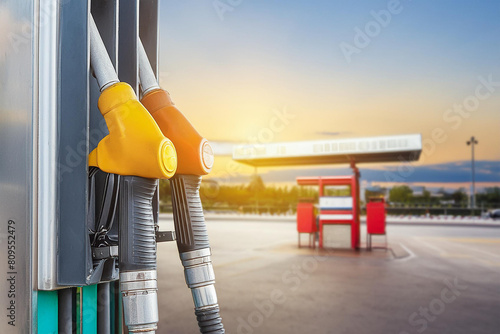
[296,203,316,233]
[367,198,386,235]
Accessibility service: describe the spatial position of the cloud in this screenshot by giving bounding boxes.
[314,131,352,137]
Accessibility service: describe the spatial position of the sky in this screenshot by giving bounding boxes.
[157,0,500,188]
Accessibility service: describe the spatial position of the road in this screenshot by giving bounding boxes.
[156,216,500,334]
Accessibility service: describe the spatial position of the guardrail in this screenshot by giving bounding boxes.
[160,203,293,215]
[160,203,493,217]
[383,207,486,217]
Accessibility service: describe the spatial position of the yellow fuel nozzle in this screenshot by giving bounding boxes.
[88,82,177,178]
[88,15,177,179]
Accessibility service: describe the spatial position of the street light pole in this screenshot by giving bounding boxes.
[466,136,478,209]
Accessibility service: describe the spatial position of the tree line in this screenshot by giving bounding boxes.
[158,176,500,212]
[386,185,500,208]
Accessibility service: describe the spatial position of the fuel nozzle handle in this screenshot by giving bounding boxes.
[138,39,224,333]
[138,39,214,177]
[89,16,178,334]
[88,16,177,180]
[119,176,159,334]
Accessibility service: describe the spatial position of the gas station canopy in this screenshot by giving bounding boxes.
[233,134,422,167]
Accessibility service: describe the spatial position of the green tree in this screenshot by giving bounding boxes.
[476,187,500,208]
[248,174,265,213]
[422,189,431,203]
[389,185,413,203]
[248,174,265,194]
[451,188,468,205]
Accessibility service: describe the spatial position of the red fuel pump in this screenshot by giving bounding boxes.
[297,175,360,250]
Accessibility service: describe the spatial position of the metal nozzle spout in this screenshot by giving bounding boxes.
[180,248,225,333]
[120,270,159,334]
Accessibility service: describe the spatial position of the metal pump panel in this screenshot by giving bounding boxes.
[0,0,163,333]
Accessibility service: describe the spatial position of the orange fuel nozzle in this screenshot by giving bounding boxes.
[140,89,213,176]
[137,41,213,176]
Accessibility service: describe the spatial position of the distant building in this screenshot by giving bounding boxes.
[411,186,425,197]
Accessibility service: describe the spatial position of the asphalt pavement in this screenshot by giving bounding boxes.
[156,215,500,334]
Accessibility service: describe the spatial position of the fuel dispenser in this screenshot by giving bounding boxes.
[297,174,360,250]
[0,1,224,333]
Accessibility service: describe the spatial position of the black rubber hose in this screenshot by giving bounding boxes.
[195,306,225,333]
[118,175,157,272]
[171,174,224,334]
[170,175,210,252]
